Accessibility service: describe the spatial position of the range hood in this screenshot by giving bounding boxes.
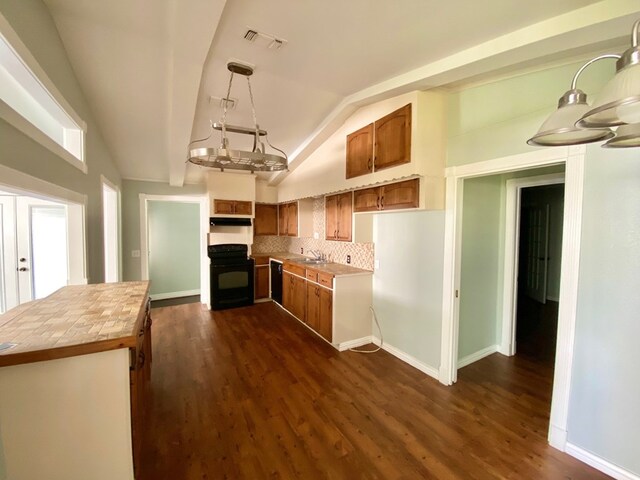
[210,217,252,227]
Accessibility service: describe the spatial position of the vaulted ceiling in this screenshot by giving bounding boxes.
[43,0,639,186]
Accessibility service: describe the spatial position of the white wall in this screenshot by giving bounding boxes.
[0,349,134,480]
[373,210,445,369]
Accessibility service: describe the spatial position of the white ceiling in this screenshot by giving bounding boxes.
[42,0,638,186]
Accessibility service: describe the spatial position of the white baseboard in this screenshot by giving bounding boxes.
[458,344,498,368]
[372,336,439,380]
[150,289,200,301]
[547,295,559,302]
[565,443,640,480]
[337,336,373,351]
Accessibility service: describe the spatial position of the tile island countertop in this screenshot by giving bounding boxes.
[252,251,373,277]
[0,281,150,367]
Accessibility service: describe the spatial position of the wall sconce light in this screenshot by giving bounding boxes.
[528,19,640,148]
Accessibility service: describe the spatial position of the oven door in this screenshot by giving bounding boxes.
[210,260,254,310]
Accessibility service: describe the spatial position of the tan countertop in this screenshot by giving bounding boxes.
[0,281,150,367]
[252,251,372,277]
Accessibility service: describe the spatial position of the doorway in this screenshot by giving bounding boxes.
[0,194,73,312]
[102,178,119,282]
[515,183,564,365]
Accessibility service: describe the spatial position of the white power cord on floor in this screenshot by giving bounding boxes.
[349,306,383,354]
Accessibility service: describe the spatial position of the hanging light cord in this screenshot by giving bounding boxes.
[349,306,383,354]
[220,71,235,146]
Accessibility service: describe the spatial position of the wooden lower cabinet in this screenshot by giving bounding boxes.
[317,286,333,342]
[283,271,306,322]
[130,300,152,476]
[255,265,269,299]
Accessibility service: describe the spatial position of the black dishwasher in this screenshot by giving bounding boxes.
[270,261,283,305]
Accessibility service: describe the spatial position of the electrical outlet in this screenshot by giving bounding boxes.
[301,247,304,254]
[131,250,140,258]
[313,232,319,239]
[346,255,351,264]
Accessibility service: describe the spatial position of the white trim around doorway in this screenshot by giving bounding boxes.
[439,144,586,454]
[139,194,209,307]
[500,172,565,357]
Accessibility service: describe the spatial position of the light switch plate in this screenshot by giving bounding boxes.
[132,250,140,258]
[375,260,380,269]
[313,232,319,239]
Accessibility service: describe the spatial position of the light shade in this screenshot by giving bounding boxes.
[576,62,640,127]
[603,123,640,148]
[527,89,614,146]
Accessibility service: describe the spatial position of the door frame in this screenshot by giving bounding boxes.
[139,194,209,306]
[500,173,565,356]
[439,145,585,451]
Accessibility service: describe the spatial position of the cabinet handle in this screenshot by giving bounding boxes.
[381,196,384,209]
[367,158,372,171]
[138,328,144,337]
[334,229,337,238]
[139,351,145,367]
[376,197,380,209]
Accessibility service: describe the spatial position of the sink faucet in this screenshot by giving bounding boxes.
[309,250,322,260]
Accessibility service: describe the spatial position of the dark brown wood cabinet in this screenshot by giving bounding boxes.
[374,103,411,171]
[353,178,419,213]
[213,199,252,215]
[254,204,278,236]
[130,298,152,476]
[254,265,269,299]
[325,192,353,241]
[346,123,373,179]
[345,104,411,179]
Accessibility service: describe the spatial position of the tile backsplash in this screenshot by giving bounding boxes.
[252,198,374,270]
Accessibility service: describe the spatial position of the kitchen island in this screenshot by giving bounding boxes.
[0,282,151,480]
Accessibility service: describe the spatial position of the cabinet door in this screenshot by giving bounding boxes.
[234,200,253,215]
[374,103,411,171]
[292,275,306,322]
[282,271,294,312]
[336,192,353,242]
[318,287,333,342]
[254,204,278,236]
[346,123,374,179]
[213,199,235,214]
[381,178,419,210]
[353,187,381,213]
[287,202,298,237]
[255,265,270,299]
[278,204,288,236]
[306,282,320,329]
[325,194,338,240]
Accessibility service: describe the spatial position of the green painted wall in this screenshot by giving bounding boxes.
[121,180,206,282]
[373,210,445,369]
[568,145,640,473]
[0,0,121,283]
[447,60,613,167]
[147,201,200,296]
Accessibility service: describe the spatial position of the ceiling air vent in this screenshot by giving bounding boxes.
[242,27,287,50]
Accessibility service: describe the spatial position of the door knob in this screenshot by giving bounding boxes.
[18,267,28,272]
[19,258,27,262]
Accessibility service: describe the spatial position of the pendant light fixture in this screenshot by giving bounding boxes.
[528,19,640,148]
[188,62,288,172]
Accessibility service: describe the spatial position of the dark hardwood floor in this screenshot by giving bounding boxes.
[139,302,608,479]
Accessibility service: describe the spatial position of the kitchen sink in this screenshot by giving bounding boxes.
[300,258,328,265]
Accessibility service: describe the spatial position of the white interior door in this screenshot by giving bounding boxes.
[16,197,68,302]
[0,196,18,313]
[524,204,550,304]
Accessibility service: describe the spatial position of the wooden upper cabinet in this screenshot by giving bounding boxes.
[346,123,373,179]
[374,103,411,171]
[234,201,252,215]
[325,192,352,242]
[381,178,419,210]
[213,199,252,215]
[353,187,381,212]
[254,204,278,236]
[213,199,235,215]
[353,178,419,213]
[278,204,288,236]
[287,202,298,237]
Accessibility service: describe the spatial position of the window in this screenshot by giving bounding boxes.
[0,14,86,172]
